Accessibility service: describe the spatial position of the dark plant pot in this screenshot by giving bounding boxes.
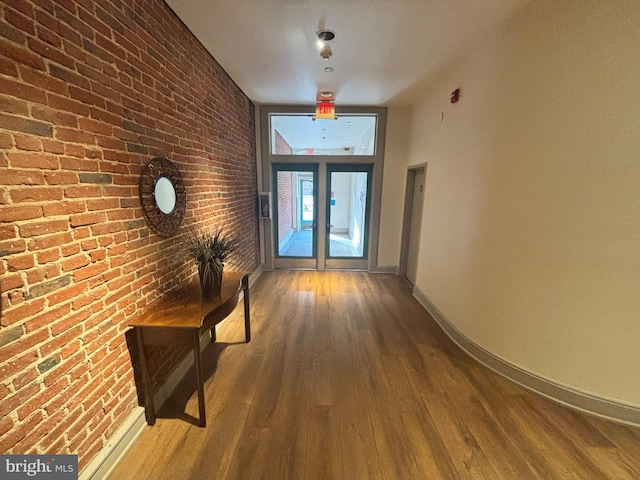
[198,263,223,300]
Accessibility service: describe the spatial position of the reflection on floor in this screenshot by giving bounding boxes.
[279,230,363,257]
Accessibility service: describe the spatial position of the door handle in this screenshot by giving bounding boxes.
[326,224,334,230]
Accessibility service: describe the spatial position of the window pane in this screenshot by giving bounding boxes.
[328,171,368,258]
[270,115,376,156]
[276,170,315,257]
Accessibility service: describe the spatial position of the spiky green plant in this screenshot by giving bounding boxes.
[184,230,238,297]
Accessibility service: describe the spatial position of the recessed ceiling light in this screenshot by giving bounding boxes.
[316,30,336,42]
[319,91,333,98]
[324,66,334,73]
[345,121,353,125]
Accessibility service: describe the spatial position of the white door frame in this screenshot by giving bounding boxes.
[399,163,427,281]
[258,105,387,271]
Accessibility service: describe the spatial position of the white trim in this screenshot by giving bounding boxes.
[79,407,146,480]
[412,285,640,428]
[369,265,399,274]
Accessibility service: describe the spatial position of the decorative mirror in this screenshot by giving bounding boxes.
[139,157,186,237]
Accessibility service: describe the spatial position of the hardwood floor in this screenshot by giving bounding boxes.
[109,271,640,479]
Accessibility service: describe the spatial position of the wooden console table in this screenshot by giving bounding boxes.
[129,271,250,427]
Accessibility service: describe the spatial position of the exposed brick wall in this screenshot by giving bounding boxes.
[276,171,293,243]
[274,131,293,243]
[0,0,259,471]
[273,129,291,155]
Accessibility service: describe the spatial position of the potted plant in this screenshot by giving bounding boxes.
[184,229,238,299]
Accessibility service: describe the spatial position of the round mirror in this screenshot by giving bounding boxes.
[139,158,186,237]
[155,176,176,214]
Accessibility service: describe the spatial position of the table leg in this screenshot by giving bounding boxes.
[136,328,156,426]
[192,329,206,427]
[242,274,251,343]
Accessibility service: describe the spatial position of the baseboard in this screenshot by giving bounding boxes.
[369,265,399,274]
[412,286,640,428]
[79,407,147,480]
[81,267,265,479]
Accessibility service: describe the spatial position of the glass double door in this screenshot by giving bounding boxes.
[273,163,373,270]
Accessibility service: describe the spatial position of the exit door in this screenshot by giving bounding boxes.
[325,164,372,270]
[273,163,318,269]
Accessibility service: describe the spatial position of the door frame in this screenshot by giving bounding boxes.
[259,105,387,271]
[324,163,373,270]
[399,163,427,281]
[272,163,318,269]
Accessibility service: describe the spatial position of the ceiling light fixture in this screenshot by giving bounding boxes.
[319,91,333,98]
[324,66,334,73]
[319,45,332,61]
[316,30,336,42]
[316,29,335,61]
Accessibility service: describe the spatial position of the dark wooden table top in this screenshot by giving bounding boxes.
[128,271,248,330]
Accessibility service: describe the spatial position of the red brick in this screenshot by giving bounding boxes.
[35,248,60,264]
[46,280,86,306]
[0,272,24,292]
[5,253,35,271]
[0,383,41,420]
[55,127,96,145]
[0,95,29,116]
[42,201,85,216]
[80,238,98,251]
[0,410,43,454]
[78,117,113,136]
[11,187,64,203]
[44,171,78,185]
[65,185,102,199]
[36,24,62,48]
[4,7,35,35]
[0,170,45,186]
[72,285,107,310]
[1,75,48,107]
[25,303,71,333]
[27,232,73,251]
[0,132,13,149]
[18,408,68,453]
[31,105,79,128]
[61,254,90,272]
[47,93,91,117]
[0,416,13,438]
[0,225,16,241]
[0,37,46,71]
[86,198,119,211]
[12,367,38,390]
[0,350,39,382]
[41,139,65,154]
[8,152,60,170]
[19,65,69,96]
[61,242,82,257]
[73,262,108,282]
[0,57,19,77]
[0,205,43,222]
[14,134,43,151]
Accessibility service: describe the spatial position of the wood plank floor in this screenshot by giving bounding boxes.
[109,271,640,479]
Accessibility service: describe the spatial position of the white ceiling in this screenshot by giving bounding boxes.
[164,0,533,150]
[165,0,533,107]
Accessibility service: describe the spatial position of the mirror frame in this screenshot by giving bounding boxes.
[139,157,186,237]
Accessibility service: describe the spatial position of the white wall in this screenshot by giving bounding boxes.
[378,107,412,269]
[391,0,640,406]
[330,173,352,232]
